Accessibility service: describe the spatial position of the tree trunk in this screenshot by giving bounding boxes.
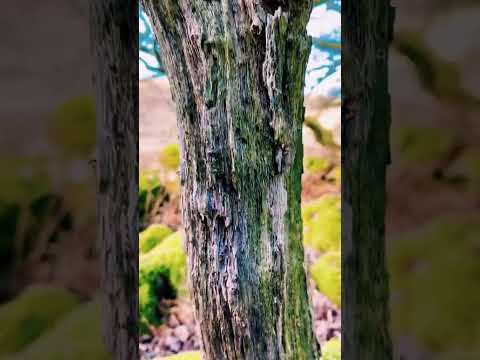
[342,1,395,359]
[141,1,318,359]
[90,2,139,359]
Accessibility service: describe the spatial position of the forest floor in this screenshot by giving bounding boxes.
[139,77,341,359]
[140,285,340,359]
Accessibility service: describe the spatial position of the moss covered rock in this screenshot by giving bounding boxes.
[0,157,50,204]
[157,351,201,360]
[139,231,187,333]
[311,252,341,308]
[49,96,96,156]
[4,298,110,360]
[159,144,180,171]
[320,338,341,360]
[302,195,340,253]
[388,218,480,353]
[304,156,330,174]
[0,285,79,356]
[140,224,173,254]
[394,126,455,164]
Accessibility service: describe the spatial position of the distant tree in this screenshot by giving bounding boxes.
[342,1,395,359]
[142,0,319,358]
[90,1,139,359]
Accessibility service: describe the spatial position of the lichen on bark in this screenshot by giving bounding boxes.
[142,1,318,358]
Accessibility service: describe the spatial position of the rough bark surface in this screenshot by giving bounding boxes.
[90,2,139,359]
[141,1,318,359]
[342,1,395,359]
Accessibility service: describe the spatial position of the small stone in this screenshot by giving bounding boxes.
[326,328,336,341]
[168,314,180,328]
[315,320,329,343]
[193,336,202,348]
[183,338,197,351]
[187,323,197,337]
[164,335,182,353]
[140,334,152,343]
[174,306,195,325]
[174,325,191,343]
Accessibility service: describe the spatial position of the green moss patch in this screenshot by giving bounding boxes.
[388,218,480,353]
[157,351,201,360]
[159,144,180,171]
[49,96,96,156]
[140,224,173,254]
[0,285,79,356]
[394,126,455,164]
[304,156,330,174]
[311,252,341,308]
[330,166,341,185]
[0,157,50,204]
[302,194,341,253]
[139,231,187,333]
[5,298,110,360]
[320,338,341,360]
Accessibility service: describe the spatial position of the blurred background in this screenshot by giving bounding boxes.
[138,1,341,359]
[387,1,480,359]
[0,1,106,359]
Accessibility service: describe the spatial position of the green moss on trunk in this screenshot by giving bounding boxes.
[142,0,318,358]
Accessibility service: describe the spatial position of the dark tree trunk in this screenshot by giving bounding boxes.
[90,2,139,359]
[141,0,318,359]
[342,1,395,359]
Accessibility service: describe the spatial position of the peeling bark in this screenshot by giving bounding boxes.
[142,0,318,358]
[90,1,139,359]
[342,1,395,359]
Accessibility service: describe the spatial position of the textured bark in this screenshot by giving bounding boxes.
[90,2,139,359]
[141,1,318,359]
[342,1,395,359]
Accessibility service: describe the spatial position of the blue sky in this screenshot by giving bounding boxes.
[139,2,341,98]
